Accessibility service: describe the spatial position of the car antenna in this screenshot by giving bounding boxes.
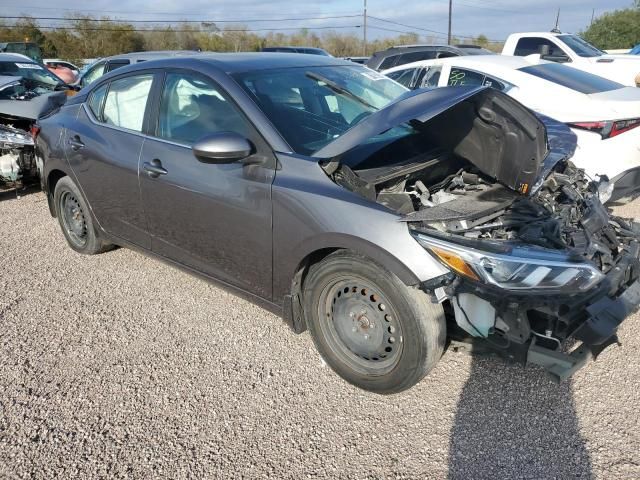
[550,8,561,33]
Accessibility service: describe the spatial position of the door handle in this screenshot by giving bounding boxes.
[143,158,168,178]
[68,135,85,151]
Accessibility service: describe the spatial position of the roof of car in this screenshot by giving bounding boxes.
[383,54,537,73]
[111,52,354,73]
[101,50,203,62]
[0,53,37,62]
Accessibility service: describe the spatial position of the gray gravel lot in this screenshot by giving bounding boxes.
[1,189,639,479]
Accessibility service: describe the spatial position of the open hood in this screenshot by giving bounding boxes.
[315,86,551,195]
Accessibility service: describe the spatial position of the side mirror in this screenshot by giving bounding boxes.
[192,132,253,164]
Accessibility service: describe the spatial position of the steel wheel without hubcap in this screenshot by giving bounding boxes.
[318,277,404,375]
[59,190,88,248]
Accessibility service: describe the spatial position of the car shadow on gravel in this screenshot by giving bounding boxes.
[448,355,593,479]
[0,184,41,202]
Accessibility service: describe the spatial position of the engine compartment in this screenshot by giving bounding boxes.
[330,149,638,278]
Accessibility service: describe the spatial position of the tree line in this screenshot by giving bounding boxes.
[0,16,502,63]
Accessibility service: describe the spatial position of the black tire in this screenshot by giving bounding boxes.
[53,176,112,255]
[303,250,446,394]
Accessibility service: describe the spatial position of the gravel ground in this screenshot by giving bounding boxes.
[1,189,639,479]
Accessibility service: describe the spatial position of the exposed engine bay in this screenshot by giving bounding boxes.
[319,86,640,380]
[0,76,66,189]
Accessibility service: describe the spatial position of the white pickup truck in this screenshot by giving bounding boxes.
[502,32,640,87]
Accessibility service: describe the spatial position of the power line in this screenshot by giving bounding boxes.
[0,14,362,24]
[367,15,503,41]
[0,24,362,33]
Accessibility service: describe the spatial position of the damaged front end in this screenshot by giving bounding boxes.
[0,76,66,191]
[317,86,640,380]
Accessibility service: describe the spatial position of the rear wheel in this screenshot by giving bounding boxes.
[54,176,112,254]
[303,251,446,394]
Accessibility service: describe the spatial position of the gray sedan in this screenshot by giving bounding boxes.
[37,53,640,393]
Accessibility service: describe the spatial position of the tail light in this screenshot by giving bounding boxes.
[30,124,40,140]
[568,118,640,139]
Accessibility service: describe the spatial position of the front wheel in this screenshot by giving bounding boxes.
[303,251,446,394]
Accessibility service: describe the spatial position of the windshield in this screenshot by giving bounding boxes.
[0,61,63,90]
[557,35,605,58]
[519,63,623,94]
[233,65,408,155]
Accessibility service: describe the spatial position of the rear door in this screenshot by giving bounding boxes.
[63,72,158,248]
[139,69,275,298]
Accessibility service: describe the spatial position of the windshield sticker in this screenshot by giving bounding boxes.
[15,63,43,70]
[360,70,386,81]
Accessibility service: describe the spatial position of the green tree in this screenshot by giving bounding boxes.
[582,6,640,49]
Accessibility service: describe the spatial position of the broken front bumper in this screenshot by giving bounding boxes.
[527,279,640,381]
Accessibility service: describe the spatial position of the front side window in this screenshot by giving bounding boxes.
[233,65,408,155]
[87,83,108,120]
[514,37,567,58]
[386,68,417,88]
[82,62,106,87]
[378,55,400,70]
[157,72,252,145]
[102,74,153,132]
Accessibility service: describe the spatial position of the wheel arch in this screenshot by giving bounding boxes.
[280,234,423,334]
[46,168,69,217]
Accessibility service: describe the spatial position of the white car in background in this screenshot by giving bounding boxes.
[501,32,640,87]
[383,55,640,202]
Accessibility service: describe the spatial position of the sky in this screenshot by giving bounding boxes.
[1,0,634,44]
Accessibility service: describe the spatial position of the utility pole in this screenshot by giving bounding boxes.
[447,0,452,44]
[363,0,367,56]
[590,8,595,26]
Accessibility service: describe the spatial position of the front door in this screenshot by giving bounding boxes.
[139,70,275,299]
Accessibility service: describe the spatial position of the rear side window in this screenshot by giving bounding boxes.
[378,55,400,70]
[106,60,129,73]
[519,63,623,94]
[103,74,154,132]
[447,68,510,91]
[397,51,437,66]
[87,83,108,120]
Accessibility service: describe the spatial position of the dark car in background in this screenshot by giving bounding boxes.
[37,54,640,393]
[76,50,202,89]
[366,44,494,71]
[261,46,332,56]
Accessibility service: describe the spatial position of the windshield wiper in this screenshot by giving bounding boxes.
[305,71,377,111]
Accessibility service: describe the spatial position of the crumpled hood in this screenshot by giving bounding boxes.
[315,86,574,195]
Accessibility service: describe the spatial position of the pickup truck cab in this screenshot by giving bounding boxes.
[502,32,640,87]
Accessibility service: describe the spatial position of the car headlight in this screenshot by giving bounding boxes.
[413,232,604,293]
